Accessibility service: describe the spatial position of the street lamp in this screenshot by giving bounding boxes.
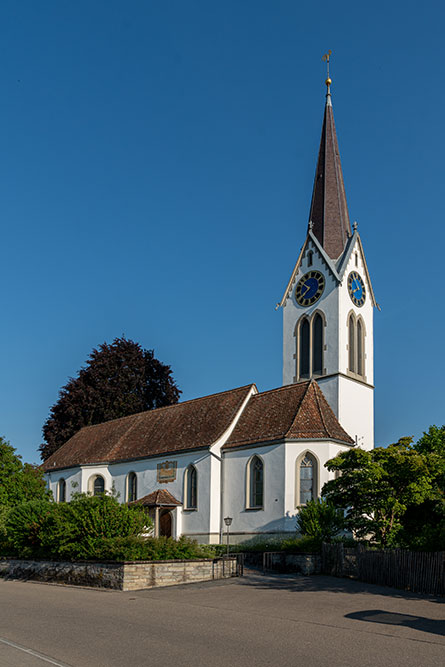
[224,516,232,556]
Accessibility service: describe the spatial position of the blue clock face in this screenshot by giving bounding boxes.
[295,271,325,307]
[348,271,366,307]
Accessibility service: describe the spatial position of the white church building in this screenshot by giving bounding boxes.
[44,78,376,544]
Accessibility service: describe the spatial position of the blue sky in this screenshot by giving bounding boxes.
[1,0,444,463]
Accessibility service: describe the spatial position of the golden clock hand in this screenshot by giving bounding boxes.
[302,283,311,296]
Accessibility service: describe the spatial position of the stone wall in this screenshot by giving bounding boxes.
[263,552,321,575]
[0,557,239,591]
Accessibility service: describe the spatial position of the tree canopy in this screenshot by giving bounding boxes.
[0,438,50,507]
[40,337,181,461]
[323,440,437,547]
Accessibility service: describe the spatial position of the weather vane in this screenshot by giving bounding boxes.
[322,50,332,93]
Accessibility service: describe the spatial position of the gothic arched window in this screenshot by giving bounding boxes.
[58,478,66,503]
[127,472,137,502]
[297,453,318,505]
[348,313,365,379]
[299,318,310,379]
[296,312,325,380]
[348,314,356,373]
[312,313,323,375]
[184,465,197,510]
[357,318,364,377]
[247,456,264,509]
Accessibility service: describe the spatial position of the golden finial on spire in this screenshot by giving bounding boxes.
[322,50,332,90]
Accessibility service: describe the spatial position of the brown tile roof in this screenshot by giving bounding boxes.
[42,384,255,471]
[309,97,351,259]
[130,489,181,507]
[223,380,354,449]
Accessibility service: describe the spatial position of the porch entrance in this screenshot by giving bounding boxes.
[129,488,181,539]
[160,510,172,538]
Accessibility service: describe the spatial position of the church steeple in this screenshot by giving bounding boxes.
[308,76,351,259]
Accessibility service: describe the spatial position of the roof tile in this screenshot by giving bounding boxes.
[223,380,354,449]
[42,384,255,471]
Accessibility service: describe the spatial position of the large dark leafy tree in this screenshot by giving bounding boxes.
[40,337,181,461]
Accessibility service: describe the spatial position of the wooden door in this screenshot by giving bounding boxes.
[160,510,172,537]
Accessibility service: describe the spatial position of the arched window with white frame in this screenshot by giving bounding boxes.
[88,474,105,496]
[299,317,310,379]
[348,312,366,379]
[357,318,364,377]
[127,472,137,502]
[348,313,356,373]
[296,452,318,506]
[58,478,66,503]
[184,465,197,510]
[247,455,264,509]
[296,311,325,380]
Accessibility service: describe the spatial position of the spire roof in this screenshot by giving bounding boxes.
[308,85,351,259]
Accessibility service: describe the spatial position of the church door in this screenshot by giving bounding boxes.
[160,510,172,538]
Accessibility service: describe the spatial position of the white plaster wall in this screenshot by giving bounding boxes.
[79,465,114,494]
[283,237,340,386]
[282,235,375,449]
[106,451,213,538]
[46,468,81,502]
[337,377,374,450]
[283,440,351,532]
[223,444,286,538]
[207,385,257,542]
[338,238,374,383]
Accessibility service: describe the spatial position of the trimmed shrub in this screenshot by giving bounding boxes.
[51,493,151,560]
[296,498,344,542]
[5,500,57,558]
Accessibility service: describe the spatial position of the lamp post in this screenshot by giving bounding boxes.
[224,516,232,556]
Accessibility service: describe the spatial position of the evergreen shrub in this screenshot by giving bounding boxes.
[1,494,220,561]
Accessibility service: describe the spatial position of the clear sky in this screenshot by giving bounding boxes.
[1,0,444,463]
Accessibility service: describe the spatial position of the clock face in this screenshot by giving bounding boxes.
[295,271,325,307]
[348,271,366,307]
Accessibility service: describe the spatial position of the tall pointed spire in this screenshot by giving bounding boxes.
[308,67,351,259]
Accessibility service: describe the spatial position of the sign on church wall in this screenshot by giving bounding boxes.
[157,460,177,483]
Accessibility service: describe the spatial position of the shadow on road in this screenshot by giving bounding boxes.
[239,570,445,604]
[345,609,445,637]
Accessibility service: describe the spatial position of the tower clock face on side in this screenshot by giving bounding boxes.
[348,271,366,307]
[295,271,325,307]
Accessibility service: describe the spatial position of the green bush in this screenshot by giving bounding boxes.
[51,493,151,560]
[1,493,222,562]
[5,500,57,558]
[222,535,323,553]
[296,498,344,542]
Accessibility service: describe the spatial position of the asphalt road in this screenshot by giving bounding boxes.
[0,571,444,667]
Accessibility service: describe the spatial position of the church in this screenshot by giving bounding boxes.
[43,74,376,544]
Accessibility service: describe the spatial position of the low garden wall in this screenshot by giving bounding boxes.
[0,556,239,591]
[262,552,321,574]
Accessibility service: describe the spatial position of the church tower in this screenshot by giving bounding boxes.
[279,70,376,450]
